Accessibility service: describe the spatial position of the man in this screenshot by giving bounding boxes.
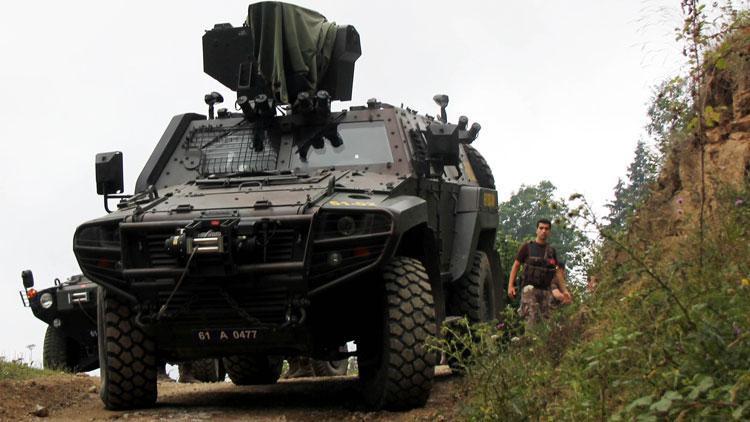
[507,219,571,326]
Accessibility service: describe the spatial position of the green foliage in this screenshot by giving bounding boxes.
[0,357,59,380]
[606,141,659,233]
[449,184,750,420]
[497,181,591,282]
[645,77,692,157]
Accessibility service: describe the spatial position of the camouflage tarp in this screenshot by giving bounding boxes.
[246,1,337,103]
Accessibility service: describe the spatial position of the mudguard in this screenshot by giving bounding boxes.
[378,195,428,235]
[449,186,499,281]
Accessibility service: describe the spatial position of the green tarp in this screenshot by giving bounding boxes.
[246,2,337,103]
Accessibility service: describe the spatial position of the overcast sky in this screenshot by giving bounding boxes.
[0,1,687,360]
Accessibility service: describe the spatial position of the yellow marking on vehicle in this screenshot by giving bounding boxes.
[328,200,377,207]
[483,191,497,208]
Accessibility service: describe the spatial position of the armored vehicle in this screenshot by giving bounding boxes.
[73,2,502,410]
[20,271,99,372]
[20,270,228,381]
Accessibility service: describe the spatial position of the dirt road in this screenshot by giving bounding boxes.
[2,366,462,421]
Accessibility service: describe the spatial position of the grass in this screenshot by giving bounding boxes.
[0,358,61,381]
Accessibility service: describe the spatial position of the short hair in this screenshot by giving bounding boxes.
[537,218,552,228]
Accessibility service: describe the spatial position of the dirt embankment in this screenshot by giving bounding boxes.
[620,31,750,260]
[0,367,462,421]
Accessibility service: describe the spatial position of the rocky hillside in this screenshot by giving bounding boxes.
[450,22,750,421]
[628,27,750,246]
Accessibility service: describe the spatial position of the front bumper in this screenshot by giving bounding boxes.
[73,210,395,353]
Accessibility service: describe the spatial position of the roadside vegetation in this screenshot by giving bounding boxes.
[435,3,750,420]
[0,357,60,381]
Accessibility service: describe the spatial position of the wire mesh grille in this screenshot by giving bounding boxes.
[185,126,279,176]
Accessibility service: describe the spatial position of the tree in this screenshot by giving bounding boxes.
[497,181,590,283]
[606,140,658,232]
[646,77,691,158]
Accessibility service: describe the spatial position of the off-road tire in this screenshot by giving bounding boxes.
[187,359,225,383]
[312,359,348,377]
[284,356,314,378]
[43,326,74,371]
[359,256,437,410]
[223,355,282,385]
[464,144,495,189]
[97,288,157,410]
[449,251,494,323]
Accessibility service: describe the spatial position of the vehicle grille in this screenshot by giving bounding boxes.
[157,285,289,327]
[146,233,179,267]
[308,235,389,286]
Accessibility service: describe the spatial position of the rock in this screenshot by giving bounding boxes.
[31,404,48,417]
[731,114,750,132]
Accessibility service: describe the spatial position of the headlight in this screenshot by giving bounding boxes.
[75,223,120,248]
[336,216,356,236]
[316,212,392,239]
[40,292,54,309]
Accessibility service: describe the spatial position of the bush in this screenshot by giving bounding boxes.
[435,184,750,420]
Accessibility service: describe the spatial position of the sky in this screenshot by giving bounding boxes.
[0,0,687,361]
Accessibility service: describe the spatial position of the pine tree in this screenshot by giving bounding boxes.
[606,140,658,232]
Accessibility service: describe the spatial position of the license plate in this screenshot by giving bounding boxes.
[193,328,258,344]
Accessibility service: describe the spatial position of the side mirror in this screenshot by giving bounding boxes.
[96,152,124,195]
[21,270,34,288]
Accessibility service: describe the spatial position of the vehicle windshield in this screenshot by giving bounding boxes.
[187,126,280,176]
[291,121,393,171]
[181,120,392,178]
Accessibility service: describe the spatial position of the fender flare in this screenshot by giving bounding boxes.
[449,186,499,281]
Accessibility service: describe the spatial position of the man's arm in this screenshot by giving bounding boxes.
[507,260,521,299]
[555,266,572,302]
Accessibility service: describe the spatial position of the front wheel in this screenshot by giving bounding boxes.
[97,288,157,410]
[359,256,437,409]
[43,326,76,371]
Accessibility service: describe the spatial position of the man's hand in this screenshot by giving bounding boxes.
[508,260,521,300]
[562,290,572,304]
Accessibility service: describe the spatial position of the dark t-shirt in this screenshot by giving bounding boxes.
[515,242,559,268]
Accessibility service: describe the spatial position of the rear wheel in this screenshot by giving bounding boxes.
[97,288,157,410]
[359,256,437,410]
[446,251,495,372]
[43,326,76,371]
[186,359,225,383]
[223,355,282,385]
[312,359,348,377]
[449,251,494,323]
[464,144,495,189]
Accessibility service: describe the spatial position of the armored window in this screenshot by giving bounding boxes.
[183,126,280,176]
[291,121,393,170]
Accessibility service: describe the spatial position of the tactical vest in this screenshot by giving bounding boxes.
[522,241,557,289]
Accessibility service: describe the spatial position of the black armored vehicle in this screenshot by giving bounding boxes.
[20,271,99,372]
[74,2,502,410]
[19,270,227,382]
